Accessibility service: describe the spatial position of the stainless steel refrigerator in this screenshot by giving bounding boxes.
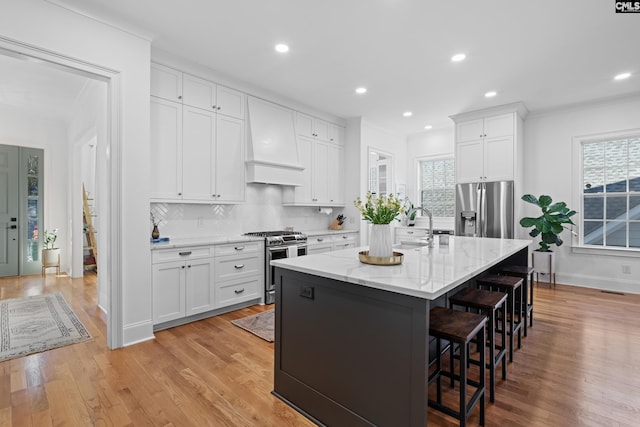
[455,181,514,238]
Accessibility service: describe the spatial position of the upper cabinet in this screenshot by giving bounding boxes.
[451,104,526,184]
[151,63,245,119]
[150,63,245,203]
[296,113,344,145]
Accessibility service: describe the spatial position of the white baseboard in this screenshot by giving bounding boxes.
[554,273,640,295]
[122,320,155,346]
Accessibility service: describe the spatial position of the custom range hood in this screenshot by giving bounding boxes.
[246,96,303,186]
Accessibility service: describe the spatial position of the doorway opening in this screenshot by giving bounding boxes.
[0,40,121,349]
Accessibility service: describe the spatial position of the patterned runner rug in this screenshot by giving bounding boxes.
[231,309,274,342]
[0,292,92,362]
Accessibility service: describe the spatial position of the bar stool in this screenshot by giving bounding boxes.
[476,274,523,363]
[449,287,508,403]
[429,306,487,426]
[497,265,534,336]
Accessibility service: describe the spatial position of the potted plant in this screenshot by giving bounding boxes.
[354,192,406,257]
[519,194,576,282]
[42,228,60,269]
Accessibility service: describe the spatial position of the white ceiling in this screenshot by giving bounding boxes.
[0,53,89,122]
[11,1,640,134]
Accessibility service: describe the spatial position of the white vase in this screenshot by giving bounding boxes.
[369,223,393,257]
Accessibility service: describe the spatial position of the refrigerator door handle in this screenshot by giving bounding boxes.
[476,183,482,237]
[480,182,488,237]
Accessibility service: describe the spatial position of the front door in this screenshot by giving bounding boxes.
[0,145,19,277]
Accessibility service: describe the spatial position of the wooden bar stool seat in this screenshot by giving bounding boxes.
[429,306,487,426]
[476,274,523,363]
[497,265,534,336]
[449,287,508,403]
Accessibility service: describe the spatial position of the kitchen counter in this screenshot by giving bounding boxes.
[150,235,263,250]
[271,236,530,426]
[272,236,529,300]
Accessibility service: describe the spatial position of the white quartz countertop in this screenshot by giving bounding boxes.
[150,235,263,250]
[271,236,530,300]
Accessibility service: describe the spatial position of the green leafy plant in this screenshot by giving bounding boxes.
[519,194,576,252]
[43,228,59,250]
[354,192,406,224]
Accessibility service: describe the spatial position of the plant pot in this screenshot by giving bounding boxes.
[42,248,61,267]
[532,250,556,284]
[369,223,393,258]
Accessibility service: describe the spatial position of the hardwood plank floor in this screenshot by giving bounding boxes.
[1,273,639,426]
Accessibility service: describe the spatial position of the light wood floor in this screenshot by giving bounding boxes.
[1,273,639,426]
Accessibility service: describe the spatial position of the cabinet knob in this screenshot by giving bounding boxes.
[212,105,217,109]
[178,95,182,100]
[187,265,191,268]
[217,107,221,110]
[181,265,185,269]
[178,192,182,196]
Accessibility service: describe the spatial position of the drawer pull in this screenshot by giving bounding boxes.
[179,251,192,256]
[407,231,414,235]
[343,235,348,239]
[234,288,245,294]
[317,238,324,242]
[234,246,245,251]
[234,264,245,269]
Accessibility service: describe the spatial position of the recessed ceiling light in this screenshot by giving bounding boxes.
[424,125,433,130]
[274,44,289,53]
[355,87,367,94]
[614,72,631,80]
[403,112,413,117]
[484,91,497,98]
[451,53,466,62]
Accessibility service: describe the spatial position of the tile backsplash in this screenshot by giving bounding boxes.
[151,184,346,238]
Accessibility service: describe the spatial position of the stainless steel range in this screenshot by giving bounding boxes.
[244,231,308,304]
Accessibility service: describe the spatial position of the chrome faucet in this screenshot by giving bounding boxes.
[415,206,434,248]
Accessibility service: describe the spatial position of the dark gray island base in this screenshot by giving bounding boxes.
[272,240,529,426]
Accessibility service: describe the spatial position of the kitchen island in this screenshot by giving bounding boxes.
[271,236,530,426]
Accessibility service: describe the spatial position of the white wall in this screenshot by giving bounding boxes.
[68,79,108,310]
[1,0,153,345]
[406,126,455,230]
[357,119,408,243]
[523,95,640,293]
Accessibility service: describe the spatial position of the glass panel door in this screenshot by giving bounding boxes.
[21,147,44,275]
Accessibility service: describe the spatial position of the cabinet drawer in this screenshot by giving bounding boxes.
[214,241,261,256]
[332,241,355,251]
[309,235,332,245]
[215,254,261,282]
[152,246,213,263]
[396,229,428,238]
[308,244,333,255]
[216,277,261,308]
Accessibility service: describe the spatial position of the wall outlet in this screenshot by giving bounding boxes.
[622,265,631,274]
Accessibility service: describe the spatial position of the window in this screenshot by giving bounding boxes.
[579,133,640,250]
[418,158,455,217]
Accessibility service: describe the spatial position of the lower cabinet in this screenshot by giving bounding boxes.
[152,241,263,328]
[307,232,358,254]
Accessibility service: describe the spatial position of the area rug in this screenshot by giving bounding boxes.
[231,309,274,342]
[0,292,92,362]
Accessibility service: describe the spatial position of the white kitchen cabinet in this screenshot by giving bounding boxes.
[453,111,519,183]
[214,242,263,309]
[151,63,183,102]
[152,247,215,324]
[307,232,358,254]
[151,97,245,203]
[150,97,182,200]
[328,124,345,146]
[282,137,345,206]
[296,112,329,141]
[394,227,429,244]
[182,75,245,119]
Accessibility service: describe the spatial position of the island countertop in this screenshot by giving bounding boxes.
[271,236,531,300]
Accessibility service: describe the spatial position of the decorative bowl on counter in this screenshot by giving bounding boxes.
[358,250,404,266]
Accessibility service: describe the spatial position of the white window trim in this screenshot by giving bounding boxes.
[571,127,640,258]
